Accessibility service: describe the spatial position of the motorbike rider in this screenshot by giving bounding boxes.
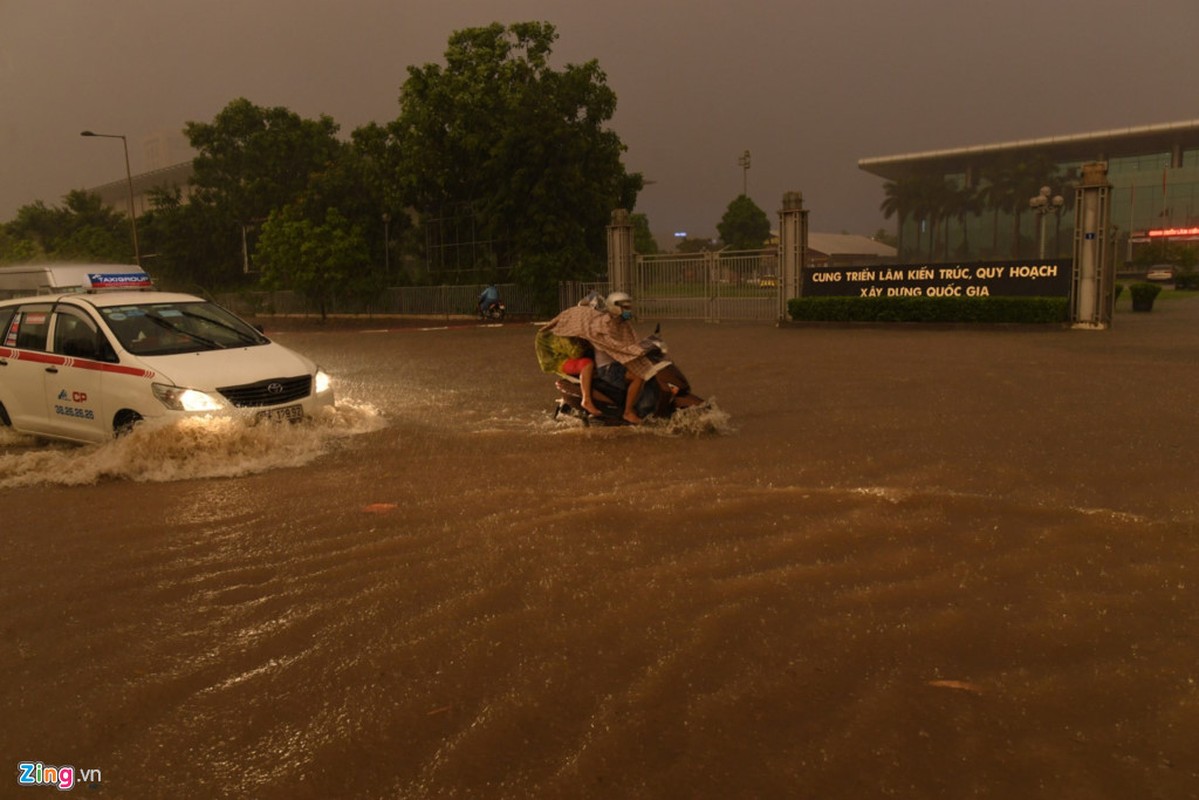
[477,283,501,316]
[592,292,649,424]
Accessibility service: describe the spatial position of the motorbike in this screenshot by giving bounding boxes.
[478,300,506,321]
[552,326,704,425]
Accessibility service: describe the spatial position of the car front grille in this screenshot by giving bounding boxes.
[217,375,311,408]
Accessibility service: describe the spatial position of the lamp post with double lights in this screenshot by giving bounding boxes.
[1029,185,1064,259]
[738,150,751,196]
[80,130,141,267]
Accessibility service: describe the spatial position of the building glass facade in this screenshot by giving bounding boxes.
[860,121,1199,265]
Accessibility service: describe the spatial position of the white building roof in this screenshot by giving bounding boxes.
[808,232,896,258]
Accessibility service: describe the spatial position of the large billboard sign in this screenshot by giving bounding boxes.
[802,260,1072,299]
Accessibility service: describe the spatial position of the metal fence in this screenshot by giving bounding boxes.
[217,249,782,323]
[217,282,541,321]
[633,248,779,321]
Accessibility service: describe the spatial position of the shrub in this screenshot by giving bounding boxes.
[1129,282,1162,312]
[1114,284,1124,303]
[1174,270,1199,291]
[787,295,1069,324]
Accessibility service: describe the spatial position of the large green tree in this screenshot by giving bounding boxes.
[391,21,642,300]
[716,194,771,250]
[186,98,344,224]
[182,98,345,283]
[631,212,658,254]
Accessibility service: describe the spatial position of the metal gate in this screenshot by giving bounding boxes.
[633,248,779,321]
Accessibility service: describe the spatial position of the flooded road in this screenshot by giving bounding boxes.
[2,307,1197,798]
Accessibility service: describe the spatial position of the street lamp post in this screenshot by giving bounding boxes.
[738,150,751,196]
[382,213,391,278]
[80,130,141,267]
[1029,185,1064,259]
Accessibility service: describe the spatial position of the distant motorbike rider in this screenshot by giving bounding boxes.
[477,283,501,316]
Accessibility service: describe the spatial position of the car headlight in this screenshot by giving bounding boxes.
[152,382,224,412]
[315,368,332,395]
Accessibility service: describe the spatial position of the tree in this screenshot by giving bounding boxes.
[904,175,959,260]
[186,98,343,223]
[256,207,369,321]
[631,212,658,254]
[871,228,898,248]
[951,184,983,258]
[675,237,718,253]
[183,98,345,283]
[880,179,916,259]
[391,21,643,304]
[980,155,1060,258]
[1,191,131,264]
[716,195,770,250]
[136,187,243,292]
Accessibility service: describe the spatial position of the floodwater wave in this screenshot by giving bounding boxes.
[0,398,384,488]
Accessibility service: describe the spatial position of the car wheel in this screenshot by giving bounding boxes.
[113,410,143,437]
[0,401,10,427]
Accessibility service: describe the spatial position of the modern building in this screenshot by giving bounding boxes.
[858,119,1199,264]
[88,161,194,217]
[86,129,196,216]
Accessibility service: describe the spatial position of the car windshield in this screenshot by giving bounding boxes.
[99,301,269,356]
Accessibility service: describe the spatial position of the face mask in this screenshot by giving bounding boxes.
[620,310,633,321]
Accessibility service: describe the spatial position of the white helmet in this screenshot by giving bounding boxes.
[605,291,633,315]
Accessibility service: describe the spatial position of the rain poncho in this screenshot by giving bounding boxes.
[535,305,658,380]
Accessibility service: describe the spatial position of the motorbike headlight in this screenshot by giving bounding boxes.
[315,369,332,395]
[152,382,224,412]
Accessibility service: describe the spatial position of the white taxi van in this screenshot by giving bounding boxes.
[0,267,333,443]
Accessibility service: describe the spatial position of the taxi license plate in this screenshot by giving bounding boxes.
[257,404,304,423]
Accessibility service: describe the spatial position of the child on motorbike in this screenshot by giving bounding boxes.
[536,291,655,425]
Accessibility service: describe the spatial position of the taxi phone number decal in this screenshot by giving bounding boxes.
[55,405,96,420]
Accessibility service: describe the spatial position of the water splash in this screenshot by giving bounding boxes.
[533,398,733,437]
[654,399,733,437]
[0,400,385,488]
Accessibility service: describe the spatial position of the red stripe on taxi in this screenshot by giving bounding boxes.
[0,347,154,378]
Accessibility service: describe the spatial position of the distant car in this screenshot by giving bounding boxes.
[1146,265,1176,281]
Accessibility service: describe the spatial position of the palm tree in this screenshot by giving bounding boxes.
[980,159,1020,257]
[952,184,983,258]
[1009,154,1061,258]
[880,178,919,259]
[915,175,956,260]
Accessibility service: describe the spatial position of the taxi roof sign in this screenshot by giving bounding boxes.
[87,272,154,291]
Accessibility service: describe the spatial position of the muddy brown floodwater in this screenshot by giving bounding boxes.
[2,301,1197,799]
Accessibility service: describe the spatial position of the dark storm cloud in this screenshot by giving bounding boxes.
[2,0,1197,243]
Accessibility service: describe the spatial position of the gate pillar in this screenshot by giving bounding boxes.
[1070,162,1113,330]
[777,191,809,321]
[607,208,634,294]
